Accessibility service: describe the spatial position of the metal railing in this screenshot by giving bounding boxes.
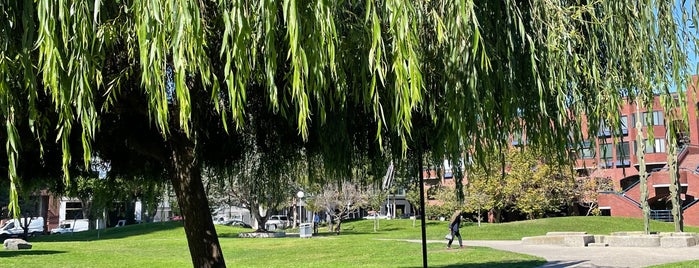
[650,210,673,222]
[620,194,641,208]
[683,199,699,210]
[621,180,641,193]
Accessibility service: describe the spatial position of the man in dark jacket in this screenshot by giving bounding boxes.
[447,211,464,249]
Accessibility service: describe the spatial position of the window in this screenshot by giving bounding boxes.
[601,144,613,161]
[616,142,631,166]
[651,111,664,125]
[616,142,630,160]
[598,120,611,137]
[511,131,525,146]
[65,202,84,220]
[579,141,595,159]
[634,138,666,154]
[443,159,453,178]
[619,116,629,135]
[601,143,613,168]
[632,111,664,127]
[653,138,666,153]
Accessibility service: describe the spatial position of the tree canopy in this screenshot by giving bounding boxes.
[2,0,698,267]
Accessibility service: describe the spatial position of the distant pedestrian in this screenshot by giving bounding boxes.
[447,210,464,249]
[313,213,320,234]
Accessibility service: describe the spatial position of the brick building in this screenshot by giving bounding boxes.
[577,76,699,226]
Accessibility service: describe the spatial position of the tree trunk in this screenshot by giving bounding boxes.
[168,136,226,268]
[334,217,342,235]
[667,125,684,232]
[418,149,428,268]
[637,104,651,234]
[80,200,95,230]
[250,205,271,232]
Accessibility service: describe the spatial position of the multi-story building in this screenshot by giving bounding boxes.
[577,76,699,225]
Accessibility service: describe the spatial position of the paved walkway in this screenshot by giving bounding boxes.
[407,239,699,267]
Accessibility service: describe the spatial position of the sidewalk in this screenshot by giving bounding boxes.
[401,239,699,267]
[465,240,699,268]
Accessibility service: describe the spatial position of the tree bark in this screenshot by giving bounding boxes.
[250,204,271,232]
[418,149,428,268]
[667,125,684,232]
[168,136,226,268]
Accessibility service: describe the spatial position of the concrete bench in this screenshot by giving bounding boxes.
[522,234,594,247]
[546,232,587,236]
[605,235,660,247]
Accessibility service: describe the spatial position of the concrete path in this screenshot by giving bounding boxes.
[466,240,699,268]
[405,239,699,267]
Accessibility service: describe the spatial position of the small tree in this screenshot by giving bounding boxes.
[314,181,368,234]
[463,191,491,227]
[574,176,613,216]
[366,187,388,232]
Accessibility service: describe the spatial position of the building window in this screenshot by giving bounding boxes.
[65,202,84,220]
[652,138,666,153]
[651,111,664,125]
[616,142,631,167]
[601,143,613,168]
[619,116,629,135]
[617,142,630,160]
[632,111,664,127]
[598,120,611,137]
[635,138,666,154]
[579,141,595,159]
[443,159,453,178]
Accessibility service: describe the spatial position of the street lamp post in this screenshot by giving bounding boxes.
[297,191,305,225]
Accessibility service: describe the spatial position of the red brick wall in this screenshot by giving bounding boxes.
[598,193,642,218]
[624,183,641,202]
[683,203,699,226]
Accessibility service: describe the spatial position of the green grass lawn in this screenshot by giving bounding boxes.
[2,216,697,267]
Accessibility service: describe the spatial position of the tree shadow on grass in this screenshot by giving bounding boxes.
[28,221,184,243]
[0,250,66,257]
[404,260,547,268]
[220,230,378,238]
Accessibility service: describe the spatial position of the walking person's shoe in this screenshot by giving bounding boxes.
[446,247,452,250]
[459,246,465,249]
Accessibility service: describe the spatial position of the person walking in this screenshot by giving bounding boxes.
[313,213,320,234]
[447,210,464,250]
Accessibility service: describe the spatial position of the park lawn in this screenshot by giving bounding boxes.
[3,216,697,267]
[331,216,699,240]
[650,261,699,268]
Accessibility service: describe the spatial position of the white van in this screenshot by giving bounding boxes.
[0,217,45,238]
[51,219,89,234]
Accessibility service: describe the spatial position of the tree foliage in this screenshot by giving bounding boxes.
[574,174,613,216]
[465,146,576,221]
[1,0,698,266]
[313,181,368,234]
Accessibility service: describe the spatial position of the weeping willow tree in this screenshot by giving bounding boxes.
[1,0,698,267]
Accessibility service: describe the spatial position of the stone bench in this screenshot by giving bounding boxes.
[605,235,660,247]
[522,234,594,247]
[546,232,588,236]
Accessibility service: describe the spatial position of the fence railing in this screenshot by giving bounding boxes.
[650,210,673,222]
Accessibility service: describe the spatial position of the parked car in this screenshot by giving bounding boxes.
[0,217,45,239]
[223,220,252,229]
[265,215,290,230]
[51,219,89,234]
